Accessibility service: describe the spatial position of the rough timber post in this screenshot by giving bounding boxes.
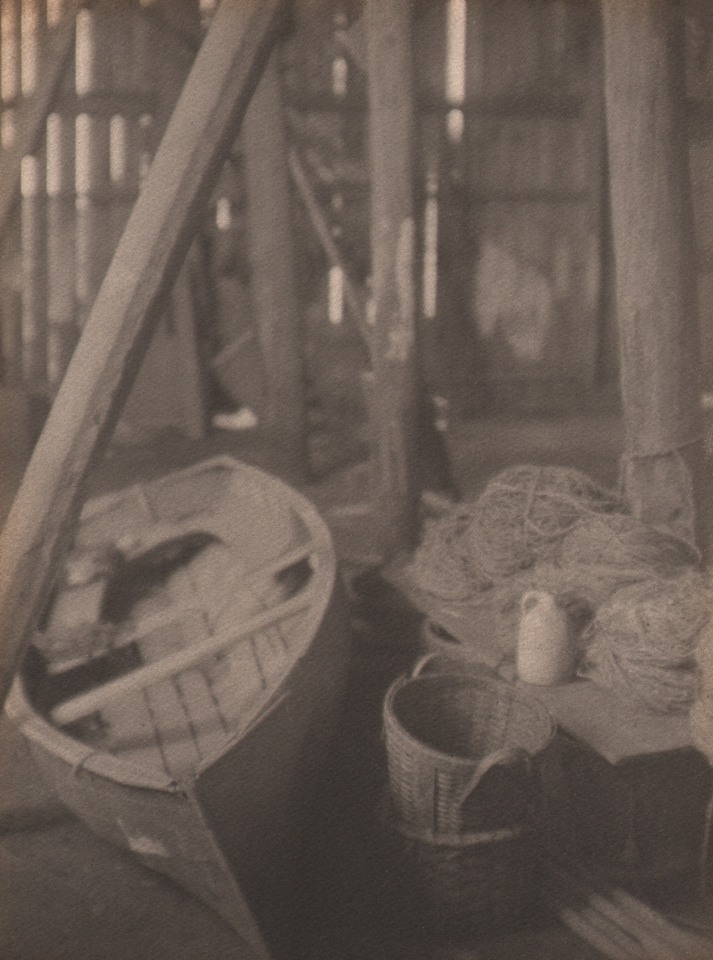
[365,0,422,555]
[243,50,309,481]
[601,0,709,555]
[20,1,48,391]
[20,153,47,389]
[74,5,114,330]
[46,107,77,393]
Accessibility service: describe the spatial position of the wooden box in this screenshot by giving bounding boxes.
[537,714,713,902]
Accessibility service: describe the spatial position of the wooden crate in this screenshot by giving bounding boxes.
[540,733,712,903]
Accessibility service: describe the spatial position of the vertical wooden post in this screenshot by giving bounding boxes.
[583,3,615,387]
[168,266,208,440]
[19,1,50,395]
[243,50,309,480]
[115,0,208,442]
[436,0,481,413]
[74,5,113,329]
[46,108,77,392]
[1,0,21,149]
[365,0,422,554]
[20,153,47,388]
[106,2,138,248]
[20,0,45,100]
[601,0,708,553]
[1,0,23,377]
[575,1,607,392]
[47,0,80,393]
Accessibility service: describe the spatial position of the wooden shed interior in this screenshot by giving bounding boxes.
[0,1,712,958]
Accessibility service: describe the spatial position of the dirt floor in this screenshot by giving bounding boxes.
[0,383,709,959]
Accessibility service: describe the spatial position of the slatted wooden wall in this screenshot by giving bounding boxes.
[1,0,710,420]
[1,1,151,394]
[287,0,711,416]
[419,0,608,412]
[0,0,210,437]
[283,0,613,415]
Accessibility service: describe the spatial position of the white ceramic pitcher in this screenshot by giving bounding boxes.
[516,589,574,685]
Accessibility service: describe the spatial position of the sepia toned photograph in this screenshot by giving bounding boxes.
[0,1,712,957]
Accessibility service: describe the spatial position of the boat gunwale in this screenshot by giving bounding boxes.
[7,456,339,793]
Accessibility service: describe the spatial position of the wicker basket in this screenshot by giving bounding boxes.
[383,655,554,837]
[381,799,538,931]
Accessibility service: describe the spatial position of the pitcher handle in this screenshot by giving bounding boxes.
[520,589,550,615]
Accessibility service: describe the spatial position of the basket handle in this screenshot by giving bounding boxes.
[411,652,442,677]
[410,652,493,678]
[457,747,531,810]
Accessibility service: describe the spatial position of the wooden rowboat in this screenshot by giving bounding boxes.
[6,456,350,959]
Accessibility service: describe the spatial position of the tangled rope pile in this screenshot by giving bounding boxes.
[408,507,489,602]
[408,464,709,714]
[579,571,710,713]
[558,514,699,608]
[463,466,622,580]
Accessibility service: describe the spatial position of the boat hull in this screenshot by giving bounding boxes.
[7,457,351,957]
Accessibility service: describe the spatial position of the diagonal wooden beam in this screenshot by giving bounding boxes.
[0,5,79,245]
[0,0,289,714]
[287,145,372,353]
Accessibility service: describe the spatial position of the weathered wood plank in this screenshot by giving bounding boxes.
[0,0,288,713]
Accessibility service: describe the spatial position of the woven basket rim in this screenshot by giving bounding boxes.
[383,671,554,769]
